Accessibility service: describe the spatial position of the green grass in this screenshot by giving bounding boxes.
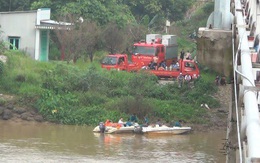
[0,2,217,126]
[0,51,219,125]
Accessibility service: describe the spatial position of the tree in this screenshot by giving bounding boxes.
[31,0,135,26]
[124,0,194,24]
[80,21,101,62]
[53,14,102,63]
[53,14,82,63]
[102,23,127,54]
[169,0,194,21]
[0,0,37,12]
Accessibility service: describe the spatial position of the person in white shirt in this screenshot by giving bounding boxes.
[118,118,124,126]
[185,74,191,82]
[186,51,192,60]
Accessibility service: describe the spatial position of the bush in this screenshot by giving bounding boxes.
[0,50,221,126]
[0,98,6,106]
[0,60,4,76]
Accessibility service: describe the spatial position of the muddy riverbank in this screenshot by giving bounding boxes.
[0,84,232,132]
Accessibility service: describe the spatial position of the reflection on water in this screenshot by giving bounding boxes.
[0,120,226,163]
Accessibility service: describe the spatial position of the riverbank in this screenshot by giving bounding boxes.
[0,84,232,133]
[0,94,44,122]
[192,84,231,132]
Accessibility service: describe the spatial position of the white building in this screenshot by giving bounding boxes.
[0,8,72,61]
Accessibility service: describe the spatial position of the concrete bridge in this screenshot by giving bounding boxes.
[197,0,260,162]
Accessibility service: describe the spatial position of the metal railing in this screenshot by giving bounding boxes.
[234,0,260,162]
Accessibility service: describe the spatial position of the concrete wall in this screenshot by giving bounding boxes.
[197,27,233,77]
[0,11,37,58]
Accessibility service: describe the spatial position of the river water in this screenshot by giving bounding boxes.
[0,121,226,163]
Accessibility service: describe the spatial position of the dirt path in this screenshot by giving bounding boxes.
[193,84,232,132]
[214,84,232,111]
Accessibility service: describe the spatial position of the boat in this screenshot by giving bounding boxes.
[93,124,139,134]
[141,125,191,135]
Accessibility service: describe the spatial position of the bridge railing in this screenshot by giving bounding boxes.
[234,0,260,162]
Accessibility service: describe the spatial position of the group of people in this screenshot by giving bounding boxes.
[148,59,179,71]
[148,56,161,70]
[180,49,192,60]
[147,49,192,71]
[177,73,192,87]
[99,115,182,132]
[117,113,139,127]
[156,119,182,127]
[215,75,227,86]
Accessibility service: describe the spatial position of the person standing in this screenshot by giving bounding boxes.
[177,73,185,88]
[185,74,192,87]
[180,49,185,60]
[99,122,106,133]
[186,51,192,60]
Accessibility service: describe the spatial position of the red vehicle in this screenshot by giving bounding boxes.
[101,54,143,72]
[147,59,200,79]
[101,54,200,79]
[132,34,178,67]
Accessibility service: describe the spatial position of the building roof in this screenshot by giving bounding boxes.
[35,19,73,30]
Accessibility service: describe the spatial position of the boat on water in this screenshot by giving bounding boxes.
[93,125,137,134]
[141,125,191,135]
[93,120,140,134]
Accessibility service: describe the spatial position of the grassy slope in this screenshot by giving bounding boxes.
[0,2,219,127]
[171,1,214,57]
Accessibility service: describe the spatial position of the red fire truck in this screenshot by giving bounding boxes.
[131,34,178,66]
[101,54,200,79]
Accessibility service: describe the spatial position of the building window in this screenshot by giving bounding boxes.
[9,37,20,50]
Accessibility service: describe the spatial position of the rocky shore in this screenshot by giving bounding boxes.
[0,94,44,122]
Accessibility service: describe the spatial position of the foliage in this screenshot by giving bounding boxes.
[171,1,214,54]
[0,0,37,12]
[102,22,128,54]
[31,0,135,26]
[0,51,220,125]
[48,38,60,60]
[0,60,4,76]
[125,0,194,23]
[0,1,220,126]
[151,99,208,124]
[0,97,6,106]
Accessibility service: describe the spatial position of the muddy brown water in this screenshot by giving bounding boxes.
[0,121,226,163]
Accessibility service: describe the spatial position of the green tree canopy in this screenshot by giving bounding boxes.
[124,0,194,23]
[0,0,37,11]
[31,0,135,26]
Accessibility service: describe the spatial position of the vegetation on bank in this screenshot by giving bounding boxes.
[0,1,218,126]
[0,52,219,126]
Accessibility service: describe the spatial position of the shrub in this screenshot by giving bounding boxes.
[0,60,3,76]
[77,91,108,106]
[0,50,221,126]
[0,98,6,106]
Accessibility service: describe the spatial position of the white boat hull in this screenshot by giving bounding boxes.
[141,126,191,135]
[93,126,136,134]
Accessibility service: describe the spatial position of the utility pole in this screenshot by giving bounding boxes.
[166,20,170,34]
[9,0,12,11]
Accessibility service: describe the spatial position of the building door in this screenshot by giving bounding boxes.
[40,30,48,61]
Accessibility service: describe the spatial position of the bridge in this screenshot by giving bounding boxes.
[232,0,260,162]
[198,0,260,162]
